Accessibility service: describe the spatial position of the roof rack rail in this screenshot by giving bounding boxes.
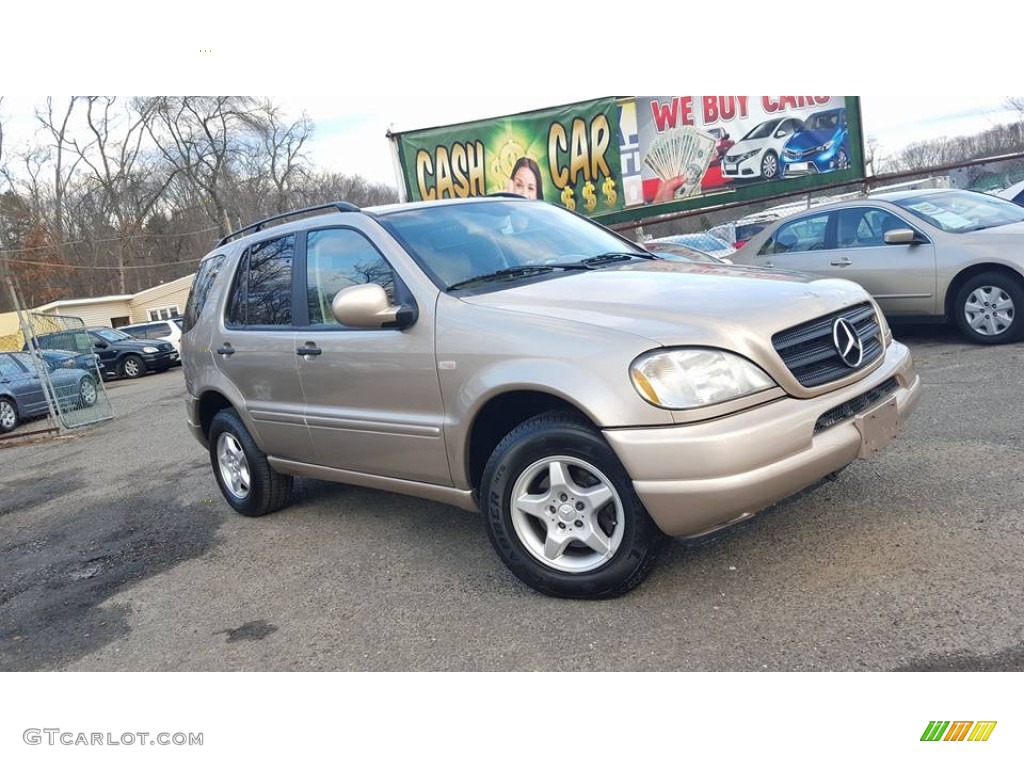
[217,201,360,246]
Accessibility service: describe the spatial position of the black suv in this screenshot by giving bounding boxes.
[28,327,178,379]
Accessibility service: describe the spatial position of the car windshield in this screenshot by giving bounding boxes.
[741,120,780,141]
[378,200,651,290]
[891,190,1024,233]
[94,328,132,342]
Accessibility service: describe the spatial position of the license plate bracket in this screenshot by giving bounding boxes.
[854,396,899,459]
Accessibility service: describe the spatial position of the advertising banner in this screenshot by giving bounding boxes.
[630,96,858,207]
[392,99,624,215]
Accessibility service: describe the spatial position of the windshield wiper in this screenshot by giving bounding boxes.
[584,251,657,264]
[447,263,591,291]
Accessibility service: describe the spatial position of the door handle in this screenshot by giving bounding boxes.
[830,257,853,267]
[296,345,322,357]
[216,345,235,356]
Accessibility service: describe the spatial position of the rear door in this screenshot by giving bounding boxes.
[212,233,316,464]
[294,225,450,485]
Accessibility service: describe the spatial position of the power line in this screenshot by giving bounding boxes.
[4,255,203,270]
[0,223,222,256]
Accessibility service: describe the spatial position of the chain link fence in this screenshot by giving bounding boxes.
[0,311,114,439]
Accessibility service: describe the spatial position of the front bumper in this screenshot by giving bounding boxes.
[603,341,921,538]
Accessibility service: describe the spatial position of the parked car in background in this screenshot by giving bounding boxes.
[183,197,921,599]
[647,233,736,262]
[732,188,1024,344]
[120,319,184,358]
[29,326,178,379]
[706,127,734,166]
[780,107,850,178]
[721,116,805,182]
[996,179,1024,207]
[642,240,727,263]
[0,351,98,433]
[37,349,104,377]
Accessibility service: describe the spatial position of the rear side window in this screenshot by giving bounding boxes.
[226,235,295,327]
[183,253,227,332]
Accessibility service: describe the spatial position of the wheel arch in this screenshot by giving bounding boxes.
[465,390,593,495]
[944,263,1024,319]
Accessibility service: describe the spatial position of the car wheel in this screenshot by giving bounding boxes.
[836,147,849,170]
[761,151,779,180]
[119,354,145,379]
[480,411,667,599]
[953,272,1023,344]
[79,376,98,408]
[0,397,18,433]
[209,408,293,517]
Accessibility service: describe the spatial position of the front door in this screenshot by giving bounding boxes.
[294,226,450,486]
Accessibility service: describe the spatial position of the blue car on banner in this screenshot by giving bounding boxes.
[780,107,850,177]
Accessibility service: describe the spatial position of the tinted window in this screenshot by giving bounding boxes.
[225,236,295,327]
[183,253,227,332]
[149,323,171,336]
[760,214,829,255]
[306,229,396,325]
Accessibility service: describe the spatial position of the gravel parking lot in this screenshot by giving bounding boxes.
[1,327,1022,672]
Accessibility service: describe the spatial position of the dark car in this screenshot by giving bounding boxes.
[28,326,177,379]
[0,351,98,433]
[37,349,105,376]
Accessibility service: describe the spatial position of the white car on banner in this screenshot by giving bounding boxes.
[721,117,806,182]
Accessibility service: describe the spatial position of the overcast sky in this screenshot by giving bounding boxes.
[2,3,1021,189]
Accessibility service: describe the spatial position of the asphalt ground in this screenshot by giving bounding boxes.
[1,326,1022,671]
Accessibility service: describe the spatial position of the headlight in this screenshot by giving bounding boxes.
[729,150,758,163]
[822,139,834,151]
[142,346,158,353]
[630,349,775,409]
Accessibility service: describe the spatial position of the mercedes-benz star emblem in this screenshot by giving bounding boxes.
[832,318,864,368]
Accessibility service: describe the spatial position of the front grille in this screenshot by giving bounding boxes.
[814,377,899,433]
[773,302,883,387]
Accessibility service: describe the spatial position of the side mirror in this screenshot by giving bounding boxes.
[331,283,414,329]
[883,228,921,245]
[93,340,109,349]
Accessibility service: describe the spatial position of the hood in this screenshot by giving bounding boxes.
[458,261,871,346]
[785,128,839,152]
[726,137,775,157]
[958,220,1024,240]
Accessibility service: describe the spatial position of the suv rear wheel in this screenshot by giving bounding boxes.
[480,411,666,599]
[209,408,293,517]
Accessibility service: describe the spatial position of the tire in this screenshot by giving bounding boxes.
[79,376,98,408]
[952,271,1023,344]
[761,151,779,180]
[480,411,667,599]
[119,354,145,379]
[208,408,293,517]
[0,397,18,434]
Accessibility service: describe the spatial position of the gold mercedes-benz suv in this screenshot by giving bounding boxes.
[182,197,922,599]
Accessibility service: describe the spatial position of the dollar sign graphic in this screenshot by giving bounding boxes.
[582,181,597,212]
[602,177,618,207]
[560,186,576,211]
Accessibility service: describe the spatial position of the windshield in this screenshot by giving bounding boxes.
[891,190,1024,233]
[378,200,649,290]
[805,111,841,131]
[741,120,780,141]
[94,328,132,342]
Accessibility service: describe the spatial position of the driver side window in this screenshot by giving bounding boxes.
[306,228,396,326]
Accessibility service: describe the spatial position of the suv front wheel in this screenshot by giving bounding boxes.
[209,408,293,516]
[480,411,666,599]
